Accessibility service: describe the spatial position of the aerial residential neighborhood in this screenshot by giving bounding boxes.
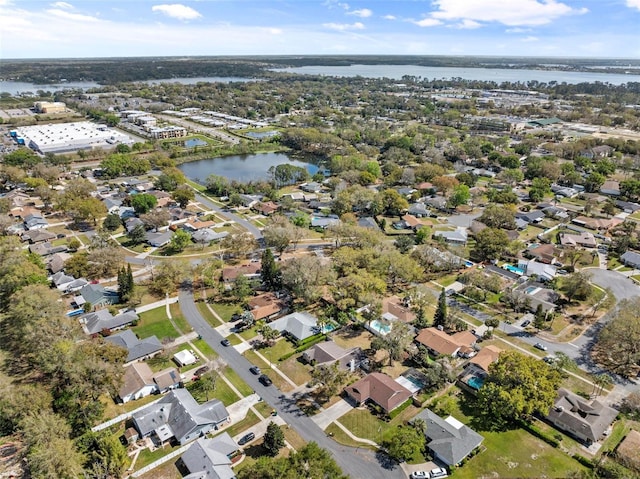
[2,51,640,479]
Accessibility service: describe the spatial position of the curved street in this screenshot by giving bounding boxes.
[178,287,405,479]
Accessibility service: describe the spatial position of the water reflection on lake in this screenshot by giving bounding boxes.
[178,152,318,183]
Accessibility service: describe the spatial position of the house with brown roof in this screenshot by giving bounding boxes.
[303,340,362,370]
[459,345,503,392]
[253,201,279,216]
[183,218,218,231]
[546,388,618,445]
[572,216,622,231]
[559,231,597,248]
[221,263,261,283]
[526,243,562,264]
[616,430,640,471]
[344,372,413,413]
[382,295,416,323]
[401,214,425,231]
[415,327,477,358]
[247,292,287,321]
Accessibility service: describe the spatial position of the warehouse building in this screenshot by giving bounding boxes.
[33,101,66,114]
[15,121,135,154]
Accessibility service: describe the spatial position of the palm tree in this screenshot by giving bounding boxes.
[592,374,613,398]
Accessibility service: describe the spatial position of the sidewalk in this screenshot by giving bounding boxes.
[312,398,353,430]
[133,296,178,314]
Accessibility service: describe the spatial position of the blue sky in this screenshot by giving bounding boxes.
[1,0,639,59]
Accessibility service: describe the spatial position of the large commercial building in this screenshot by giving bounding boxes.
[33,101,66,114]
[15,121,135,154]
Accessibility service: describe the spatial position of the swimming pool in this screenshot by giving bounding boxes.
[503,264,525,275]
[525,286,541,295]
[466,375,485,390]
[368,319,392,336]
[321,323,337,334]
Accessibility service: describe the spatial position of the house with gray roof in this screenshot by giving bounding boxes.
[302,340,362,370]
[411,408,484,466]
[311,215,340,229]
[132,389,230,445]
[178,433,238,479]
[105,329,163,363]
[80,308,138,335]
[621,250,640,269]
[433,227,468,245]
[546,388,618,444]
[75,283,119,309]
[21,229,55,244]
[23,213,48,230]
[516,210,545,224]
[125,217,144,233]
[146,230,174,247]
[268,311,320,342]
[192,229,228,244]
[408,202,430,217]
[358,217,380,230]
[29,242,68,257]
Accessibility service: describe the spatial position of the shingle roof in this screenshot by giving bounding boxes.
[412,408,484,466]
[268,311,319,341]
[82,309,138,334]
[180,435,237,479]
[344,372,412,413]
[105,329,163,362]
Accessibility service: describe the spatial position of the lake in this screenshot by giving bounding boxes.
[142,76,258,86]
[178,152,318,183]
[0,80,101,95]
[272,65,640,85]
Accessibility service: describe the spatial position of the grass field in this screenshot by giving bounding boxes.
[133,307,180,340]
[169,302,192,334]
[192,338,218,360]
[210,301,242,322]
[186,372,240,406]
[278,355,312,387]
[223,367,254,397]
[196,302,223,327]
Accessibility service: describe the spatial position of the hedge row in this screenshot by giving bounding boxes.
[520,421,560,448]
[389,398,413,419]
[278,334,327,361]
[572,454,595,469]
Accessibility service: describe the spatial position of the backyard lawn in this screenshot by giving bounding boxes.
[133,307,179,340]
[278,355,313,387]
[186,372,240,406]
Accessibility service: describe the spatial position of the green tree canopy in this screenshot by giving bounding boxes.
[130,193,157,214]
[263,421,285,457]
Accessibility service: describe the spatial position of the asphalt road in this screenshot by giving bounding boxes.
[194,192,263,240]
[179,287,405,479]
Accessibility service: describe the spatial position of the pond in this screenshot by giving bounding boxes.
[244,130,280,139]
[184,138,208,148]
[178,152,318,183]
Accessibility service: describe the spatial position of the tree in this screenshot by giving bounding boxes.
[562,271,592,303]
[382,425,425,463]
[192,369,218,401]
[477,351,562,429]
[172,184,195,208]
[205,174,230,196]
[140,209,171,231]
[102,213,121,231]
[130,193,157,215]
[310,363,349,401]
[448,184,470,207]
[258,324,279,347]
[263,421,285,457]
[154,167,185,192]
[231,275,252,303]
[281,256,335,304]
[584,172,606,193]
[150,261,186,295]
[588,286,615,318]
[593,297,640,377]
[260,248,281,291]
[414,226,431,244]
[78,430,129,479]
[371,321,413,366]
[379,188,409,216]
[473,228,510,261]
[479,204,516,230]
[433,288,447,329]
[394,235,415,254]
[117,265,134,302]
[169,228,191,252]
[220,233,256,260]
[601,201,616,218]
[127,224,147,245]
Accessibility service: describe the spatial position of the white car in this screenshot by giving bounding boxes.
[409,472,428,479]
[429,467,448,478]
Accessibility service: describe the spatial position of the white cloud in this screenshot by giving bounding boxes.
[151,4,202,21]
[626,0,640,10]
[414,18,443,27]
[506,27,532,33]
[455,19,481,29]
[51,1,73,9]
[521,35,539,42]
[383,14,396,20]
[348,8,372,18]
[267,27,283,35]
[45,8,99,22]
[323,22,365,31]
[430,0,588,26]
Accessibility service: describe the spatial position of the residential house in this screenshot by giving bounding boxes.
[411,409,484,466]
[343,372,413,413]
[615,200,640,214]
[153,367,182,394]
[238,194,261,208]
[221,263,261,283]
[149,190,173,208]
[174,350,198,367]
[50,272,88,292]
[513,281,559,313]
[357,217,380,230]
[105,329,163,363]
[268,311,320,342]
[517,259,557,281]
[80,309,138,335]
[382,295,416,323]
[581,145,614,159]
[23,213,48,230]
[192,229,228,244]
[47,252,72,274]
[247,292,287,321]
[183,218,218,232]
[396,187,417,197]
[400,214,425,231]
[459,345,503,391]
[125,217,145,233]
[572,216,622,231]
[75,283,119,309]
[621,250,640,269]
[552,186,579,198]
[546,388,618,445]
[559,231,597,248]
[146,230,174,247]
[516,210,545,224]
[21,229,55,243]
[29,242,68,257]
[302,340,362,370]
[253,201,279,216]
[600,180,621,197]
[118,362,158,403]
[542,205,570,220]
[132,389,230,445]
[310,215,340,229]
[424,196,449,211]
[103,197,123,214]
[526,243,561,264]
[301,182,322,193]
[177,433,239,479]
[9,205,41,219]
[433,227,468,245]
[415,327,477,358]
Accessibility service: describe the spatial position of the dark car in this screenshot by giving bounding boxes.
[521,319,531,328]
[221,339,231,347]
[194,366,210,377]
[238,432,255,445]
[259,374,272,386]
[249,366,261,375]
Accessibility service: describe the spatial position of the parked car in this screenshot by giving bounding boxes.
[221,339,231,347]
[238,432,255,445]
[521,319,531,328]
[534,342,548,351]
[429,467,448,478]
[543,355,557,364]
[194,366,210,377]
[259,374,272,386]
[249,366,261,375]
[410,472,428,479]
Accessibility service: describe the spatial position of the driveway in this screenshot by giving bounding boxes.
[179,286,406,479]
[312,398,354,430]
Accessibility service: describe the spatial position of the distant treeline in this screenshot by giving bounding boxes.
[3,56,640,84]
